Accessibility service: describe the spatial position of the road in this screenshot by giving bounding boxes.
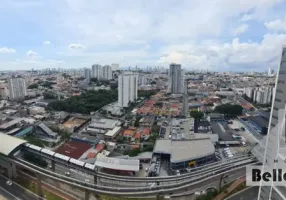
[0,174,40,200]
[225,186,258,200]
[171,170,246,200]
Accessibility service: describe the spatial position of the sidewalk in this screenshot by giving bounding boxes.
[213,177,246,200]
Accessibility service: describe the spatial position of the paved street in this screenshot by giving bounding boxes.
[0,174,40,200]
[226,186,258,200]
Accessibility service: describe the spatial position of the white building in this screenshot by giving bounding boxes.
[92,64,102,79]
[111,63,120,71]
[102,65,112,80]
[168,63,184,94]
[138,74,147,86]
[8,78,27,99]
[84,68,91,80]
[118,72,138,108]
[244,87,254,99]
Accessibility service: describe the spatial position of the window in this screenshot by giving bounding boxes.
[280,71,286,74]
[273,107,279,111]
[276,89,284,93]
[275,98,282,102]
[278,80,285,84]
[273,115,278,120]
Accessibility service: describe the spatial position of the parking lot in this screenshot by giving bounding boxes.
[227,119,260,144]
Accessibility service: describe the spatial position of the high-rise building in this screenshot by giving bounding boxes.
[168,63,185,94]
[268,67,272,76]
[102,65,112,80]
[8,78,27,99]
[92,64,102,79]
[257,47,286,200]
[118,72,138,108]
[138,74,147,86]
[84,68,91,80]
[111,63,120,71]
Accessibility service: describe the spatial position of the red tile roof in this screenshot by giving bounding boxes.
[56,141,91,159]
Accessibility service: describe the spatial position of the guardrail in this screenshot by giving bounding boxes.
[15,157,259,197]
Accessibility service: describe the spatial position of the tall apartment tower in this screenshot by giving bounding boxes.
[118,72,138,108]
[168,63,184,94]
[84,68,91,80]
[8,78,27,99]
[111,63,120,71]
[256,47,286,200]
[102,65,112,80]
[92,64,102,80]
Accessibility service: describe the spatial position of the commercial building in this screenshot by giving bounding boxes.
[168,63,184,94]
[247,115,268,135]
[84,68,91,80]
[102,65,112,80]
[153,138,215,170]
[257,47,286,200]
[92,64,102,79]
[118,72,138,108]
[8,78,27,99]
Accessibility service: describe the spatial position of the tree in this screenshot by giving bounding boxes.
[27,83,38,89]
[23,152,48,168]
[214,104,243,116]
[43,92,56,99]
[134,116,142,127]
[128,148,141,157]
[190,110,204,120]
[90,77,98,83]
[47,89,118,114]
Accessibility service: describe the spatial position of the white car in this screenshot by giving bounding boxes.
[85,179,90,182]
[6,181,12,186]
[65,172,70,176]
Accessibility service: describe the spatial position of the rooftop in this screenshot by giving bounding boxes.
[171,139,215,163]
[0,133,27,156]
[94,157,140,171]
[247,116,269,128]
[89,118,120,130]
[210,122,235,141]
[56,141,91,159]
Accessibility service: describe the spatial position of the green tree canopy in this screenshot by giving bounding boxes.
[190,110,204,120]
[214,104,243,116]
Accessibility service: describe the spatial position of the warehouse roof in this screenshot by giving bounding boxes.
[153,139,172,154]
[0,133,27,156]
[94,157,140,172]
[210,122,235,141]
[170,139,215,163]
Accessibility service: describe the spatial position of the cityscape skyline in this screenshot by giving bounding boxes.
[1,1,286,71]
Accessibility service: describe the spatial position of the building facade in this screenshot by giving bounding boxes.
[111,63,120,71]
[257,47,286,200]
[138,74,147,86]
[8,78,27,99]
[118,72,138,108]
[168,63,184,94]
[92,64,102,80]
[84,68,91,80]
[102,65,112,80]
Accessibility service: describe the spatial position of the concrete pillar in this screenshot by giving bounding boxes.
[36,173,44,198]
[11,162,17,179]
[7,168,12,179]
[51,160,55,171]
[93,175,97,184]
[85,189,90,200]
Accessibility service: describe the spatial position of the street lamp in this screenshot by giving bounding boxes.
[219,174,228,192]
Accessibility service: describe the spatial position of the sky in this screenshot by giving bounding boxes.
[1,0,286,71]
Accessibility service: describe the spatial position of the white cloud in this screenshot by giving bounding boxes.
[0,47,16,53]
[43,40,51,45]
[68,43,85,49]
[265,17,286,31]
[231,24,249,36]
[157,33,286,70]
[26,50,38,57]
[240,14,255,22]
